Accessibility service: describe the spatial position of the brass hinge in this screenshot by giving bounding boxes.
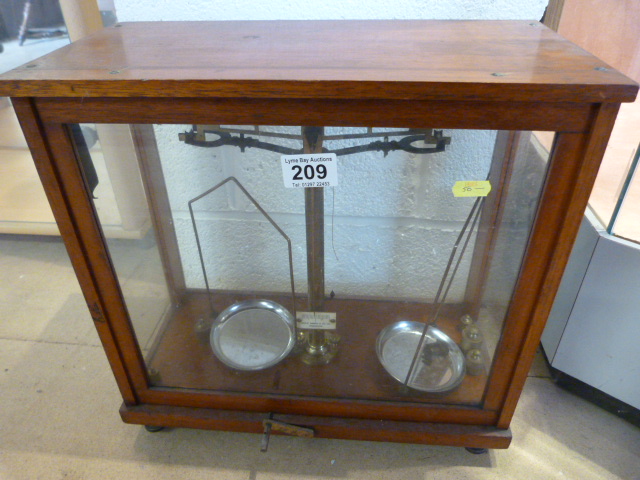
[260,414,315,452]
[88,301,105,323]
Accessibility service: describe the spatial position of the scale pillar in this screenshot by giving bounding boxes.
[301,126,338,363]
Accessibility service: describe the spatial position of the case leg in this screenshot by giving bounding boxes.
[465,447,489,454]
[144,425,165,433]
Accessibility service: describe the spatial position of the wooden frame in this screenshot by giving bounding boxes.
[2,20,636,450]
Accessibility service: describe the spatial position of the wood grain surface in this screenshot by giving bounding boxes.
[120,403,512,448]
[147,291,488,408]
[0,20,636,102]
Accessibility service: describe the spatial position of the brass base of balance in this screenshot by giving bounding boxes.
[298,331,341,366]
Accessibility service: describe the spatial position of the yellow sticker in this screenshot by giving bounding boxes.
[452,180,492,197]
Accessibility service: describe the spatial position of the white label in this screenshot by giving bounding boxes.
[281,153,338,188]
[296,311,337,330]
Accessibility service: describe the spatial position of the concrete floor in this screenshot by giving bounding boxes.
[1,233,639,480]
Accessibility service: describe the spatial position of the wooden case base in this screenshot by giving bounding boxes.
[120,402,511,449]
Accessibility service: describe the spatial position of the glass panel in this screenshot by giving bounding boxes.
[70,124,172,354]
[75,124,549,409]
[479,132,550,365]
[608,142,640,243]
[588,101,640,230]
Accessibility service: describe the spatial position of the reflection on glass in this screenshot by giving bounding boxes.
[74,124,549,408]
[608,143,640,243]
[588,101,640,232]
[74,124,172,355]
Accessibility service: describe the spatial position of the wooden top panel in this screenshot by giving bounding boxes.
[0,20,637,102]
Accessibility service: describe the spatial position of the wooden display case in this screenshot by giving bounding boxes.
[0,20,636,451]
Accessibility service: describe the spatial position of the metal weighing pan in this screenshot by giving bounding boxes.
[210,299,296,371]
[376,320,465,393]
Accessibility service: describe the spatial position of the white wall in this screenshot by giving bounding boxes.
[114,1,546,22]
[158,127,496,300]
[112,1,548,302]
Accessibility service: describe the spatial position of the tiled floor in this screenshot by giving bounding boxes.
[1,234,639,480]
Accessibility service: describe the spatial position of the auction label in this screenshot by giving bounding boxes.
[281,153,338,188]
[296,311,337,330]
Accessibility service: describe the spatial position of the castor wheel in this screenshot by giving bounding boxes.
[144,425,165,432]
[465,447,489,454]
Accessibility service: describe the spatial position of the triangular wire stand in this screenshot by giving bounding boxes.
[188,176,297,323]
